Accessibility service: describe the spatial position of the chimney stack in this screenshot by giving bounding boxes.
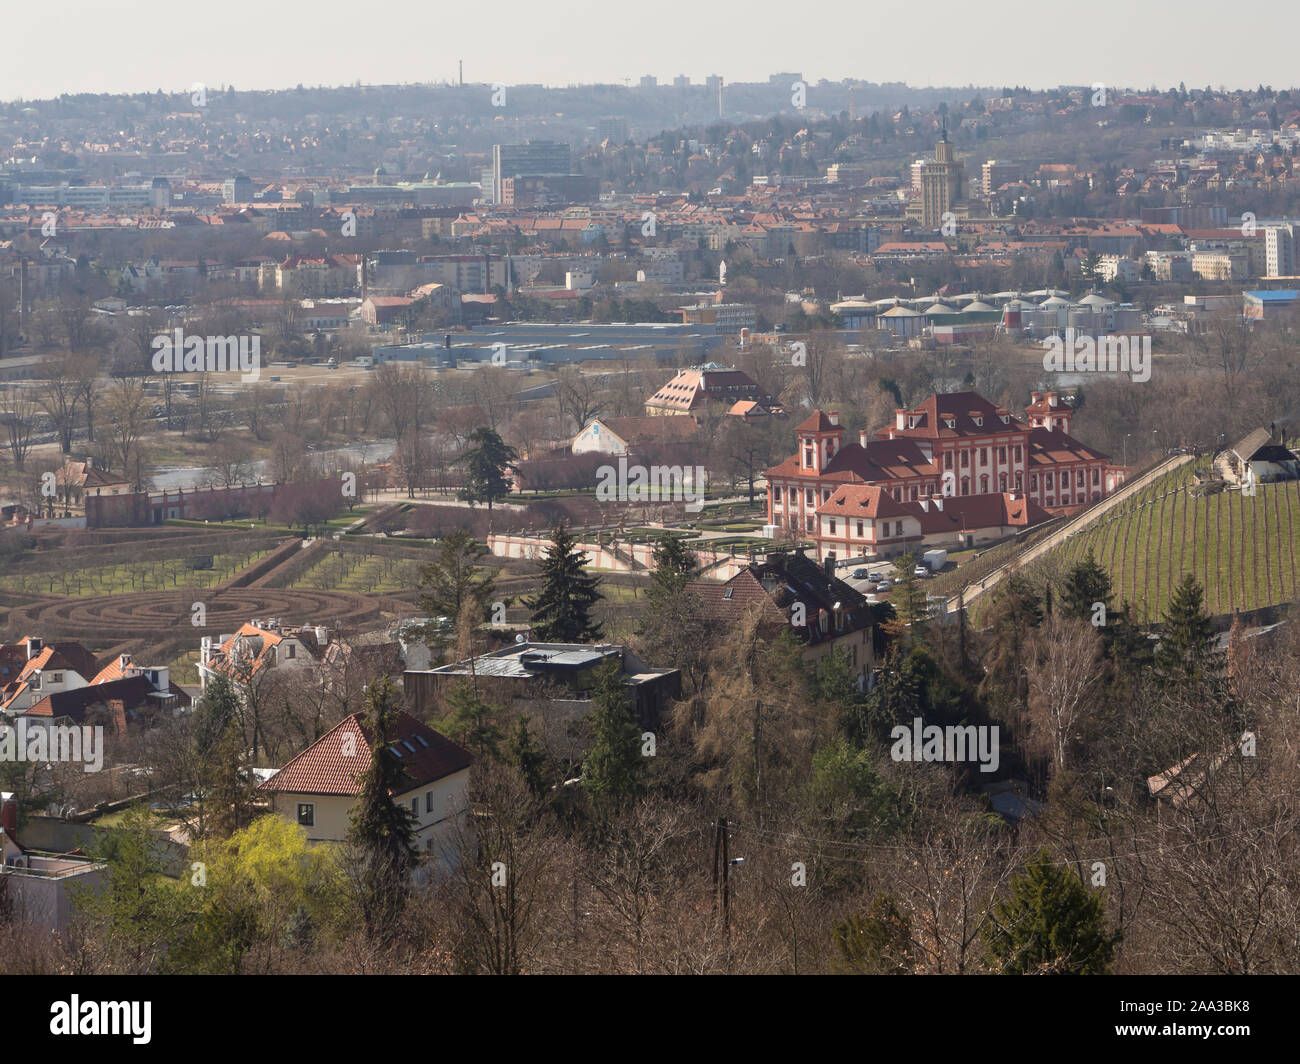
[828,410,839,426]
[859,430,868,447]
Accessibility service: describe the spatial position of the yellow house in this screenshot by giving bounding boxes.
[257,711,474,863]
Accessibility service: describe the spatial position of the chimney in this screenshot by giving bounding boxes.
[1031,391,1042,404]
[108,699,127,736]
[895,410,906,430]
[823,556,835,579]
[1047,392,1058,408]
[0,793,15,836]
[859,430,868,447]
[828,410,839,426]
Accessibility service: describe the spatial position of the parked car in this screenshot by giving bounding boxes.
[914,565,930,578]
[868,571,886,582]
[876,579,892,591]
[852,568,870,579]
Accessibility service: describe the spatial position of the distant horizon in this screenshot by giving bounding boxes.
[4,0,1297,104]
[8,76,1299,109]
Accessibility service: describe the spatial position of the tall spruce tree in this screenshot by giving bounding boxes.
[983,850,1121,974]
[638,533,708,689]
[1059,551,1112,622]
[437,679,503,761]
[347,678,419,937]
[649,534,696,594]
[581,660,643,808]
[527,525,603,642]
[192,674,240,758]
[889,552,929,643]
[458,426,518,510]
[1155,574,1219,683]
[416,528,497,633]
[507,714,548,797]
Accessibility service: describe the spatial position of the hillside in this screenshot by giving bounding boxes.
[995,464,1300,625]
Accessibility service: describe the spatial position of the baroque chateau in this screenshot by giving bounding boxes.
[765,390,1127,563]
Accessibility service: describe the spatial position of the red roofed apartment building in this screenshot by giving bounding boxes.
[257,711,473,862]
[644,363,780,417]
[766,390,1124,563]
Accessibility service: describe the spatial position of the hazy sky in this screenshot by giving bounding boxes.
[6,0,1297,102]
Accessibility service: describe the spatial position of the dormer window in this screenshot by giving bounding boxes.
[943,417,955,429]
[973,416,983,427]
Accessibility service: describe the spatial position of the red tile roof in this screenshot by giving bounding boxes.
[796,410,837,432]
[258,711,473,797]
[880,391,1022,441]
[818,483,916,519]
[1026,427,1109,466]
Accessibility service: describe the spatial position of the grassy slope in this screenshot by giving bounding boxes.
[1019,464,1300,623]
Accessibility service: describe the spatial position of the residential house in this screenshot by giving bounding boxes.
[0,638,98,716]
[688,550,879,687]
[257,711,473,861]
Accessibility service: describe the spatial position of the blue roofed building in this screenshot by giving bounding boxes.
[1243,289,1299,320]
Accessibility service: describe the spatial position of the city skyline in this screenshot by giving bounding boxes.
[4,0,1297,103]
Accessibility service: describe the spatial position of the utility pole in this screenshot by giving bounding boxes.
[712,816,731,938]
[957,585,967,670]
[720,818,730,940]
[571,863,579,974]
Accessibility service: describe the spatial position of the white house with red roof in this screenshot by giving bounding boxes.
[0,638,97,715]
[198,621,332,694]
[257,711,473,860]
